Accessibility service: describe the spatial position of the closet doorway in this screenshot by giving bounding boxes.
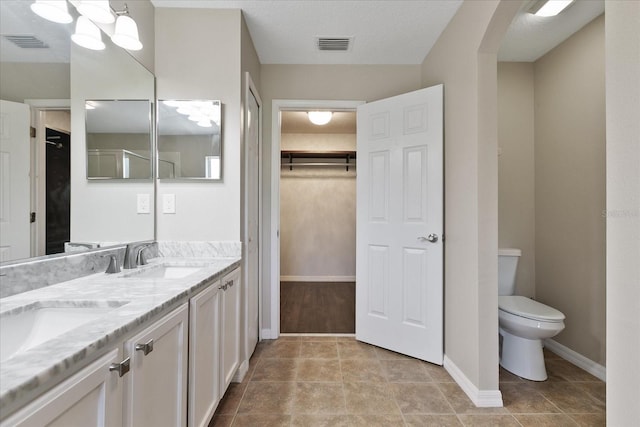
[275,101,363,334]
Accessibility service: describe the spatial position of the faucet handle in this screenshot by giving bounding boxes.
[103,254,121,274]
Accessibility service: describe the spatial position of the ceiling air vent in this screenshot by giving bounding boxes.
[316,37,352,51]
[3,35,49,49]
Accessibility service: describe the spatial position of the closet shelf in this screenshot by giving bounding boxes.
[280,150,356,171]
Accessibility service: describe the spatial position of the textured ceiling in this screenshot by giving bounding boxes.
[151,0,463,64]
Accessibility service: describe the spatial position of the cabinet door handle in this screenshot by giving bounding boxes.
[225,280,234,288]
[220,283,228,291]
[109,358,130,377]
[135,339,154,356]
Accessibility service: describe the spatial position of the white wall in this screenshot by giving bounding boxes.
[605,1,640,424]
[280,133,356,280]
[155,8,242,241]
[0,63,70,103]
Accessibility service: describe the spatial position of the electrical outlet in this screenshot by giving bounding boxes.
[137,194,150,214]
[163,194,176,214]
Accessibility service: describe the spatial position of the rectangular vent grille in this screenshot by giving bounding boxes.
[317,37,351,51]
[3,35,49,49]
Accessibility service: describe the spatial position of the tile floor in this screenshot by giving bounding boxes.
[210,336,605,427]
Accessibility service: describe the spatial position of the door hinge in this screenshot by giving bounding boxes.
[30,212,36,223]
[30,127,36,138]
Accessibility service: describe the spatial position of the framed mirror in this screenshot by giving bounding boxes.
[157,100,222,180]
[86,99,153,179]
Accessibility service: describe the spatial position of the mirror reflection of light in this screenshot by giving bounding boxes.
[197,120,212,128]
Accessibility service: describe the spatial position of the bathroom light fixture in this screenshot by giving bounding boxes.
[197,120,213,128]
[529,0,575,17]
[71,16,105,50]
[77,0,115,24]
[30,0,73,24]
[111,4,142,51]
[308,111,332,125]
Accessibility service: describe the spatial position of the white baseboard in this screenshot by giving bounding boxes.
[443,355,504,408]
[280,275,356,282]
[232,359,249,383]
[261,328,277,339]
[544,339,606,382]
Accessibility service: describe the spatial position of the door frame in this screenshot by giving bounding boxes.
[24,99,70,257]
[269,99,365,338]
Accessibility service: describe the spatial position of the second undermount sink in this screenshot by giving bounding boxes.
[0,300,129,362]
[120,263,207,279]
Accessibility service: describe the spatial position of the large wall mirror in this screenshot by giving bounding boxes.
[86,100,153,179]
[158,100,222,180]
[0,0,155,263]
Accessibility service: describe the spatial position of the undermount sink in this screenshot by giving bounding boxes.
[120,263,207,279]
[0,301,129,362]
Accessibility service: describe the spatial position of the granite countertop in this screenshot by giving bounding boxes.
[0,256,241,418]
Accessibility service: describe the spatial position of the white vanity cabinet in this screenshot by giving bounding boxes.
[220,268,241,394]
[3,348,123,427]
[122,304,188,427]
[188,281,222,427]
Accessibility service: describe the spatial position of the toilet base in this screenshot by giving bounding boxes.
[499,328,548,381]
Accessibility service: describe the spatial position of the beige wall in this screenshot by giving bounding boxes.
[497,63,535,298]
[421,0,521,395]
[534,15,606,366]
[260,64,422,331]
[0,63,70,102]
[155,8,243,241]
[280,133,356,279]
[605,1,640,424]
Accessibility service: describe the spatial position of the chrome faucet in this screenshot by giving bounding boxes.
[123,242,154,269]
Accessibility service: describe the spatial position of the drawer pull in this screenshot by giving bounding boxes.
[135,339,154,356]
[109,358,130,377]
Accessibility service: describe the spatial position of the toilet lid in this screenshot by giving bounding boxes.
[498,296,565,322]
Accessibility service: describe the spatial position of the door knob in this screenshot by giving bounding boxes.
[418,234,439,243]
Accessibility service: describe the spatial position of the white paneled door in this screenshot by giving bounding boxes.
[0,100,31,262]
[356,85,443,364]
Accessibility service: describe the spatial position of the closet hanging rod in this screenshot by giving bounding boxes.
[280,150,356,171]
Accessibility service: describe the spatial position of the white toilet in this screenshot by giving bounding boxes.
[498,248,565,381]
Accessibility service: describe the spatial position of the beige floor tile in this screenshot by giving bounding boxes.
[457,414,521,426]
[390,383,454,414]
[381,359,431,382]
[422,362,455,382]
[349,414,406,426]
[545,360,601,382]
[404,414,464,426]
[499,367,524,383]
[500,382,560,414]
[208,414,234,427]
[343,382,401,414]
[569,413,606,426]
[543,348,564,360]
[215,382,247,415]
[340,359,386,382]
[298,335,339,342]
[292,382,347,414]
[231,414,291,427]
[514,413,579,426]
[437,383,508,415]
[295,358,342,381]
[337,341,378,359]
[290,414,351,427]
[252,358,298,381]
[572,381,606,404]
[237,382,296,414]
[277,335,302,341]
[374,346,415,360]
[299,341,339,359]
[261,341,301,358]
[537,382,605,414]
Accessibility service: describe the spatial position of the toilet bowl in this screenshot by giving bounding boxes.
[498,249,565,381]
[499,295,565,381]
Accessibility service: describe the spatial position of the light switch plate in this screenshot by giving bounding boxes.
[137,194,150,214]
[163,194,176,214]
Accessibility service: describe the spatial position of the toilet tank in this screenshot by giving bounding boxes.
[498,248,521,296]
